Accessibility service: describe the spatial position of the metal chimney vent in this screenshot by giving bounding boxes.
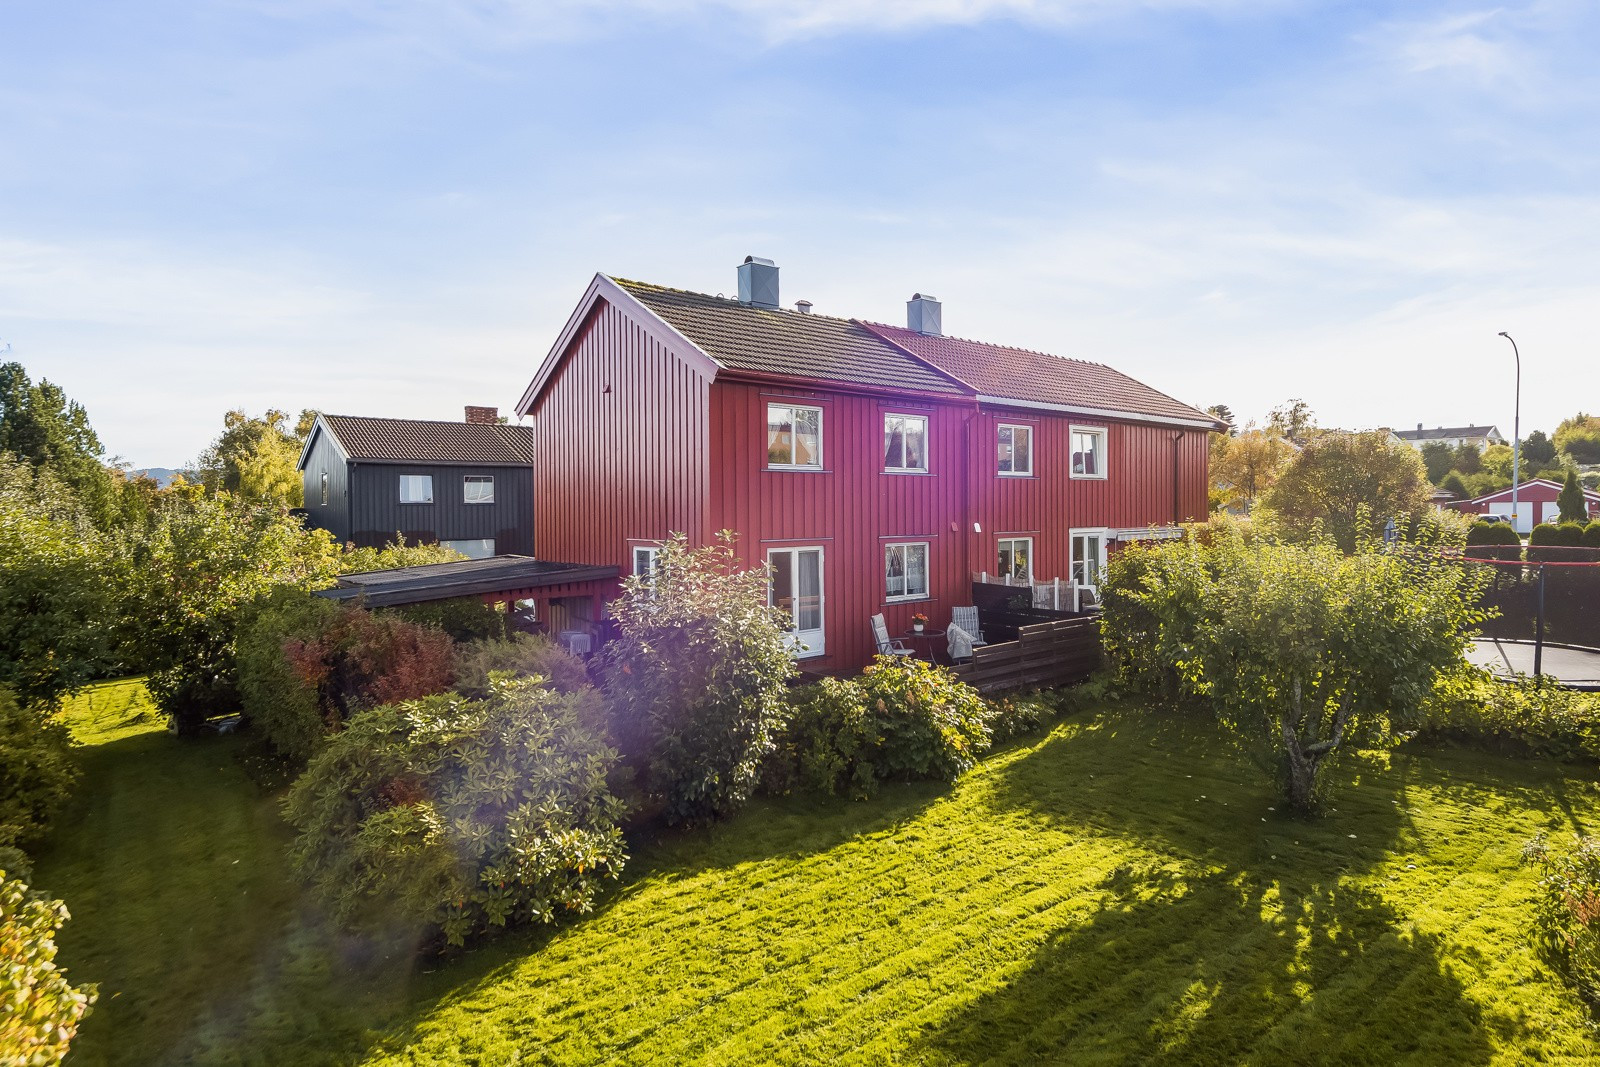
[737,256,780,309]
[907,293,942,336]
[795,300,812,315]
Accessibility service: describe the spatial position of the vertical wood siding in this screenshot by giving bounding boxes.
[347,463,534,554]
[530,298,712,571]
[299,428,350,542]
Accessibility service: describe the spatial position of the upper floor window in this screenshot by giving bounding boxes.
[399,474,434,504]
[319,472,329,506]
[997,537,1032,582]
[884,542,930,602]
[632,546,660,580]
[883,414,928,473]
[768,404,822,469]
[463,475,495,504]
[1071,427,1107,479]
[998,424,1032,476]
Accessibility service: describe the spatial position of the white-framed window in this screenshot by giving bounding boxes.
[319,472,329,506]
[767,403,823,470]
[1071,529,1109,588]
[883,414,928,473]
[998,424,1032,476]
[632,545,660,579]
[884,542,930,602]
[442,538,495,559]
[997,537,1032,582]
[769,546,825,657]
[463,475,495,504]
[1071,426,1107,479]
[399,474,434,504]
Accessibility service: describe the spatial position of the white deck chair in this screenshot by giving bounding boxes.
[871,613,914,658]
[950,605,988,647]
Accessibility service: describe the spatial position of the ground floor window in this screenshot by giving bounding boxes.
[997,537,1032,582]
[441,538,495,559]
[632,545,660,580]
[769,546,825,657]
[1070,529,1108,588]
[884,542,929,601]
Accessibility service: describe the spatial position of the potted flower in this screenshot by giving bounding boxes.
[910,612,929,634]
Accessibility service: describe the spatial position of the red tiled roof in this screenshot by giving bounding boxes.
[612,279,967,396]
[319,415,535,465]
[863,322,1219,427]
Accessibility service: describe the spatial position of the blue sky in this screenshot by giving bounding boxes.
[3,0,1597,466]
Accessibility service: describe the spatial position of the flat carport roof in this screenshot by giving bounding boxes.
[315,555,620,608]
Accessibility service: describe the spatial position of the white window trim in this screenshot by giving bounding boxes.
[767,403,825,472]
[398,474,434,504]
[767,545,826,659]
[463,474,496,504]
[998,423,1033,477]
[883,413,929,474]
[319,471,329,507]
[1069,424,1109,481]
[632,544,661,579]
[997,536,1034,583]
[883,541,931,603]
[1070,527,1110,588]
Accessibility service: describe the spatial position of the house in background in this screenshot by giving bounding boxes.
[517,257,1220,671]
[297,408,535,557]
[1450,477,1600,533]
[1393,423,1506,452]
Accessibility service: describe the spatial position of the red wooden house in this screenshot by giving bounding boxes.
[516,258,1220,671]
[1449,477,1600,532]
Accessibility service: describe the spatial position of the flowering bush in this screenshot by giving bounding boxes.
[1524,833,1600,1002]
[1,851,96,1064]
[282,678,627,947]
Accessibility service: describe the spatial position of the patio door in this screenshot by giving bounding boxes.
[1070,529,1108,589]
[769,547,825,658]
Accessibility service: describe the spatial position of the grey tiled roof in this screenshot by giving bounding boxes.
[612,278,967,396]
[321,415,535,465]
[1394,425,1501,441]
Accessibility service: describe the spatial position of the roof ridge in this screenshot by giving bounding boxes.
[610,276,863,327]
[863,320,1111,370]
[325,413,530,432]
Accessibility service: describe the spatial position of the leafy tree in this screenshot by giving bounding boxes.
[0,362,120,527]
[1266,399,1316,444]
[1555,414,1600,466]
[1209,427,1295,513]
[283,677,627,947]
[1558,469,1589,524]
[601,532,795,824]
[1522,430,1557,469]
[1451,441,1482,476]
[1257,431,1431,552]
[1099,526,1488,813]
[0,689,78,850]
[0,852,96,1065]
[195,409,316,508]
[1480,443,1525,488]
[1205,404,1236,435]
[1440,471,1469,499]
[0,457,117,708]
[1419,441,1455,484]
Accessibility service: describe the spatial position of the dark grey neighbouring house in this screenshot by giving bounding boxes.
[297,407,535,557]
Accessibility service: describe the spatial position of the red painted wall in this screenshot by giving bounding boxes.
[530,298,712,574]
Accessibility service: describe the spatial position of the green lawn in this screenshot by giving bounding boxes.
[32,680,1600,1065]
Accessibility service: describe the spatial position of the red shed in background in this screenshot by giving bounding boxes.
[516,258,1221,672]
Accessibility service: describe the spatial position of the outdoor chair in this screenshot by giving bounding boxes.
[1073,583,1102,611]
[947,623,976,663]
[950,605,988,647]
[871,613,915,658]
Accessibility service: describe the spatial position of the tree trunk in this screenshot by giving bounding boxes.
[1284,748,1319,814]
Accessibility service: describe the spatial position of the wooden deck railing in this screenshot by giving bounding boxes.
[950,616,1103,694]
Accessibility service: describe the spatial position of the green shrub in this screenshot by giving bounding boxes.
[237,589,455,762]
[392,597,506,645]
[335,539,463,573]
[1418,668,1600,762]
[602,534,794,825]
[1,851,96,1065]
[453,633,589,698]
[771,658,992,800]
[1465,520,1521,561]
[282,678,627,947]
[1584,522,1600,549]
[1523,833,1600,1004]
[1557,522,1586,547]
[1529,523,1560,545]
[0,689,79,850]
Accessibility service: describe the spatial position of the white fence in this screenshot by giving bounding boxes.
[971,572,1100,613]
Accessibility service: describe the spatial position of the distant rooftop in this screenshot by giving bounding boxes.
[313,414,536,466]
[1394,424,1502,442]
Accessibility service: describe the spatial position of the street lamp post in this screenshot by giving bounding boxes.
[1499,331,1521,534]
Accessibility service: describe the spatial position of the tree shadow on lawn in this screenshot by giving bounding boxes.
[920,861,1505,1066]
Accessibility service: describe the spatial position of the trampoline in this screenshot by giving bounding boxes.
[1468,637,1600,691]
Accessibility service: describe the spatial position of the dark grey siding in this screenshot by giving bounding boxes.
[347,463,534,555]
[300,426,351,542]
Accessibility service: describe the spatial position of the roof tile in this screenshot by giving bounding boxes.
[321,415,535,465]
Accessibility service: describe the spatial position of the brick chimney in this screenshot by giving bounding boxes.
[465,406,499,424]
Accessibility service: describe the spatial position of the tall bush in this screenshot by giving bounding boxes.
[1,851,96,1065]
[601,533,794,825]
[1558,470,1588,524]
[1100,526,1488,813]
[452,633,589,698]
[0,689,78,850]
[1524,834,1600,1004]
[282,678,627,947]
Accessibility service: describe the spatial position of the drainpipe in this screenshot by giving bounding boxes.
[1171,433,1184,525]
